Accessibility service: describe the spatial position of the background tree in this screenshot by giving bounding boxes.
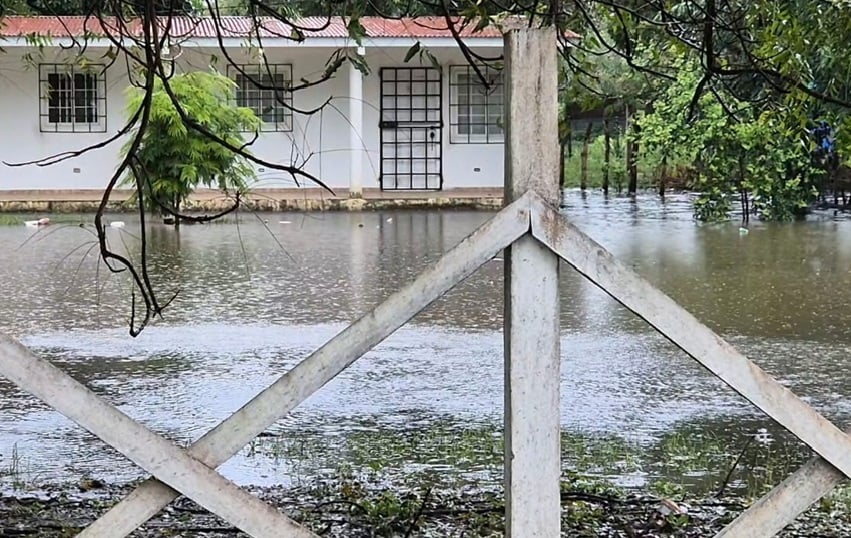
[121,70,260,228]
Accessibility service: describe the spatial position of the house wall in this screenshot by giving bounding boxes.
[0,43,504,193]
[0,47,130,191]
[181,46,355,190]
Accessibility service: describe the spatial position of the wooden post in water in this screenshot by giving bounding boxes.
[603,116,611,195]
[503,26,561,537]
[626,106,639,195]
[579,121,593,191]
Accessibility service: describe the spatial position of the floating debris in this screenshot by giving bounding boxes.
[24,217,50,227]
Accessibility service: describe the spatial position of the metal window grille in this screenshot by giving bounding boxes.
[229,64,293,132]
[449,65,504,144]
[39,64,107,133]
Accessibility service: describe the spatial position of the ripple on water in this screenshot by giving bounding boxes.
[1,193,850,487]
[0,320,848,486]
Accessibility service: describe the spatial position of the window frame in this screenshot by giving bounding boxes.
[228,64,294,133]
[448,65,504,144]
[38,63,107,133]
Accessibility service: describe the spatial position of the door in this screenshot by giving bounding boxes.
[379,67,443,190]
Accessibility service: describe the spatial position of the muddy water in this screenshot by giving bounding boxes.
[1,191,851,488]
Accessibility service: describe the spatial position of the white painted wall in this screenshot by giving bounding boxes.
[0,47,131,191]
[0,43,504,192]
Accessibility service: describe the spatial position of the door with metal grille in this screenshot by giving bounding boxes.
[379,67,443,190]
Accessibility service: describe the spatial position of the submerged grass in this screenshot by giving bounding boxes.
[243,418,821,507]
[6,417,843,532]
[0,214,90,226]
[5,424,851,535]
[820,483,851,519]
[0,215,24,226]
[0,443,42,490]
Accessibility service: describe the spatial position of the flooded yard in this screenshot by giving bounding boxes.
[1,190,851,498]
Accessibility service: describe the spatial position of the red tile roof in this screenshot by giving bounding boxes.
[0,16,122,37]
[0,15,534,40]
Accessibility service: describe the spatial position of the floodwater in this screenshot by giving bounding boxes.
[1,190,851,489]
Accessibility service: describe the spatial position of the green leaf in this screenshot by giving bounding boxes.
[404,41,421,63]
[423,50,441,71]
[346,18,367,45]
[119,71,259,217]
[349,54,370,76]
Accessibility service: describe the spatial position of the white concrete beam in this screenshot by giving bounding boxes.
[502,26,562,538]
[348,46,365,197]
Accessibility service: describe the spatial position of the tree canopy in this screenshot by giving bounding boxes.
[120,70,260,224]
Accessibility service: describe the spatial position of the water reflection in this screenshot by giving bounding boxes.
[0,191,849,486]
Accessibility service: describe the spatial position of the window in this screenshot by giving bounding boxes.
[229,64,293,132]
[449,65,504,144]
[39,64,107,133]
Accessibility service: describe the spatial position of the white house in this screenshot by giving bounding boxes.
[0,16,511,204]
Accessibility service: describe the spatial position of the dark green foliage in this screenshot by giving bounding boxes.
[121,70,259,218]
[636,61,821,221]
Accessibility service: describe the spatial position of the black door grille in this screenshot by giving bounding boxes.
[379,67,443,191]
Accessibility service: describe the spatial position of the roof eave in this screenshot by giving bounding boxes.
[0,35,506,48]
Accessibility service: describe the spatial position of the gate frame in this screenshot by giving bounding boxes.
[0,27,849,538]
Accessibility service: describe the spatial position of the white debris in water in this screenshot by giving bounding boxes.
[24,217,50,227]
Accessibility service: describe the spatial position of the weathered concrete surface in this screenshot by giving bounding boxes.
[502,27,562,538]
[0,188,504,213]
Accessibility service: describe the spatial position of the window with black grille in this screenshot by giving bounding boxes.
[449,65,504,144]
[229,64,293,132]
[39,64,107,133]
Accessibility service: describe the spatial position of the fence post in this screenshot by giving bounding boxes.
[503,26,561,536]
